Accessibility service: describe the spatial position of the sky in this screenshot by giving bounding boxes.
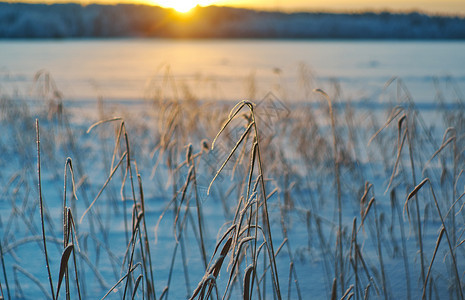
[10,0,465,16]
[208,0,465,15]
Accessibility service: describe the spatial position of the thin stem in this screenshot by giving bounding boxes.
[36,119,56,300]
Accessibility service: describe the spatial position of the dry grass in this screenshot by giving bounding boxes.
[0,72,464,300]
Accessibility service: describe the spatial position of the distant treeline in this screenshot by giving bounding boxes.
[1,2,465,39]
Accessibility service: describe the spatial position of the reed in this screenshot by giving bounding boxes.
[36,119,56,300]
[1,72,465,300]
[406,178,464,300]
[314,88,345,297]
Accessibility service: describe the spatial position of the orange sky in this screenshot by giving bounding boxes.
[10,0,465,15]
[210,0,465,15]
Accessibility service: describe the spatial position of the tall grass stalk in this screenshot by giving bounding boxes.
[372,197,388,300]
[314,89,344,296]
[137,174,156,300]
[422,227,444,300]
[370,108,426,287]
[390,189,411,300]
[206,101,282,299]
[36,119,56,300]
[406,178,464,299]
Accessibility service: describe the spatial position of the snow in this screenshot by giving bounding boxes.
[0,40,465,299]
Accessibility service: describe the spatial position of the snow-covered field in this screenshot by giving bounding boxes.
[1,40,465,299]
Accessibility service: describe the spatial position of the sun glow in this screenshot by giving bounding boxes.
[155,0,214,13]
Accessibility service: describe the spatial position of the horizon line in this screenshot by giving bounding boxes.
[3,1,465,18]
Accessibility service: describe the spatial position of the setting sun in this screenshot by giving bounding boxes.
[154,0,215,13]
